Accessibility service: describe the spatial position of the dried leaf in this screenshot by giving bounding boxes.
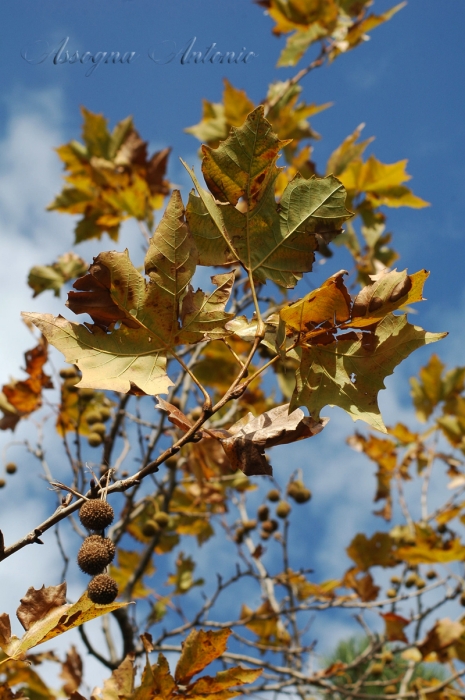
[219,403,328,476]
[175,629,231,685]
[0,585,130,663]
[381,612,410,643]
[60,646,83,695]
[16,584,67,632]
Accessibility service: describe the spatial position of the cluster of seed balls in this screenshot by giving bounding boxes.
[78,499,118,604]
[235,479,312,543]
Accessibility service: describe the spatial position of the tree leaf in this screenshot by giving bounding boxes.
[218,403,328,476]
[381,612,410,643]
[175,629,231,685]
[184,107,352,288]
[48,108,170,243]
[187,667,262,696]
[25,191,225,395]
[347,532,398,570]
[0,585,130,663]
[16,584,67,632]
[28,253,88,298]
[0,337,53,431]
[344,268,429,328]
[290,314,446,432]
[241,600,290,647]
[178,273,235,343]
[91,653,136,700]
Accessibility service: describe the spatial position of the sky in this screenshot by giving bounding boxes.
[0,0,465,693]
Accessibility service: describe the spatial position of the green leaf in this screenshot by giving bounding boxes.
[290,314,446,432]
[184,107,352,288]
[178,273,235,344]
[28,253,88,298]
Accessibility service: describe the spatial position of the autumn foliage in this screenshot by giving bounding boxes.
[1,2,463,699]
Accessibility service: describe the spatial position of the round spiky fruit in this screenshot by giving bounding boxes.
[77,535,115,575]
[267,489,280,502]
[79,500,114,531]
[370,663,384,676]
[90,422,106,436]
[386,588,397,599]
[5,462,17,475]
[390,575,401,585]
[426,569,437,580]
[153,512,170,528]
[405,573,417,588]
[0,479,5,488]
[87,574,118,604]
[276,500,291,519]
[385,685,397,694]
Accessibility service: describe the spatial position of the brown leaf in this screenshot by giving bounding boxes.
[0,337,53,430]
[417,618,465,661]
[344,569,380,602]
[156,397,206,435]
[381,612,410,643]
[219,404,328,476]
[60,645,83,695]
[67,258,137,330]
[175,629,231,685]
[91,653,135,700]
[16,583,67,632]
[0,614,12,648]
[140,632,154,653]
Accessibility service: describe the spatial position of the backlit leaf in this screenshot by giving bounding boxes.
[175,629,231,685]
[184,108,351,288]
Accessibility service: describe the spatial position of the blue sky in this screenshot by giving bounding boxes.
[0,0,465,692]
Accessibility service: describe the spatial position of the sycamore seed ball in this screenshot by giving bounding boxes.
[59,367,78,379]
[276,501,291,519]
[86,411,102,425]
[386,588,397,599]
[5,463,17,475]
[79,500,114,531]
[88,432,103,448]
[77,535,115,575]
[91,422,106,436]
[142,520,160,537]
[267,489,280,502]
[87,574,118,605]
[0,479,5,488]
[153,512,170,528]
[99,407,112,422]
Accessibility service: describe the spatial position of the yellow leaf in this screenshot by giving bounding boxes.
[0,592,130,664]
[175,629,231,685]
[280,270,351,332]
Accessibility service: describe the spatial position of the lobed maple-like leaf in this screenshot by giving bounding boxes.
[28,252,88,298]
[279,269,445,431]
[381,612,410,643]
[24,191,234,396]
[290,314,445,432]
[48,108,171,243]
[184,107,352,288]
[0,336,53,431]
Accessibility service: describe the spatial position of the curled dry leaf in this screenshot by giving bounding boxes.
[218,404,328,476]
[17,583,67,631]
[0,584,130,664]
